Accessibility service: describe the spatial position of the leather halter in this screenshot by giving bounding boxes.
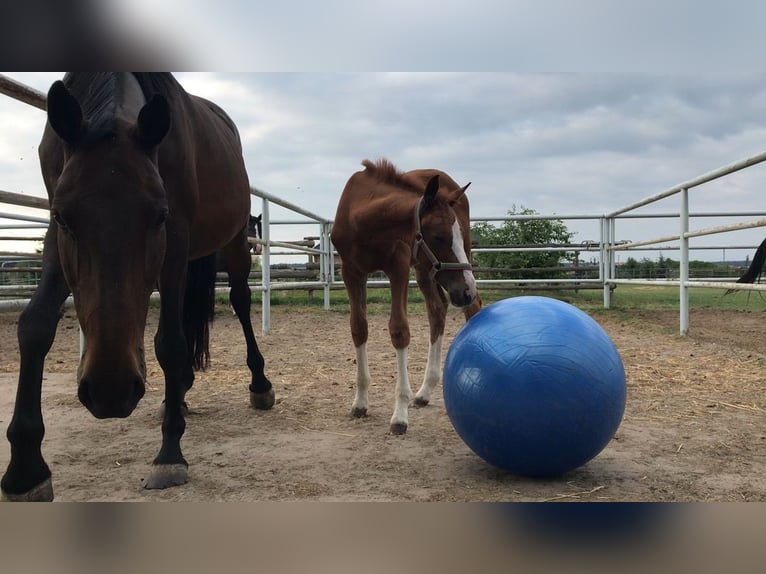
[412,196,474,281]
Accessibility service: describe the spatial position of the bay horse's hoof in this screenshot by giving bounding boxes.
[351,407,368,418]
[413,397,429,408]
[1,477,54,502]
[142,464,188,490]
[389,422,408,435]
[250,388,275,410]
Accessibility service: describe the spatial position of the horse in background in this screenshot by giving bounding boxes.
[216,213,262,273]
[248,214,263,255]
[1,73,275,502]
[331,159,481,435]
[734,237,766,285]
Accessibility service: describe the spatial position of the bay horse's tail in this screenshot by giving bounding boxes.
[737,237,766,284]
[726,236,766,295]
[184,253,217,371]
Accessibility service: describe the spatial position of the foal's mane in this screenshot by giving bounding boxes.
[361,159,422,194]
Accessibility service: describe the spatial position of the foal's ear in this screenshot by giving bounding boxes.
[451,181,472,202]
[136,95,170,150]
[423,174,440,205]
[47,81,83,145]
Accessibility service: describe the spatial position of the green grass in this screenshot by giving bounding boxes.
[215,283,766,314]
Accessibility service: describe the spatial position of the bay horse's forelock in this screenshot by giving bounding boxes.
[332,158,480,435]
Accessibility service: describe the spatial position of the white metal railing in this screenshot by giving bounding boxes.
[603,150,766,335]
[249,186,333,334]
[3,74,766,338]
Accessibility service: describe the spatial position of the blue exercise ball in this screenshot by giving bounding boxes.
[443,296,626,478]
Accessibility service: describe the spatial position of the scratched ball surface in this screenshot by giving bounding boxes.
[443,296,626,478]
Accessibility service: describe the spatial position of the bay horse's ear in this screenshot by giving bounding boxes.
[47,81,83,145]
[423,174,440,206]
[137,94,170,150]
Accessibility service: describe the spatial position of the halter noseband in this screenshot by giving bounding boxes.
[412,196,474,281]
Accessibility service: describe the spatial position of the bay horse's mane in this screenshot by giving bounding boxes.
[361,158,423,194]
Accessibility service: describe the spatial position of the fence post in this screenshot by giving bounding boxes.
[679,188,689,336]
[261,198,271,335]
[321,221,332,310]
[601,216,612,309]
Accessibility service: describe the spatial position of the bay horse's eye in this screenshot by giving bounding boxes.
[155,209,169,227]
[52,211,68,232]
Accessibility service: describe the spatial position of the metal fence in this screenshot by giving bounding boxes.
[602,151,766,334]
[2,73,766,337]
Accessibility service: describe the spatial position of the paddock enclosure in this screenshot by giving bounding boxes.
[0,74,765,501]
[0,302,763,501]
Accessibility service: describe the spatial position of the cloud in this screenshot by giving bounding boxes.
[3,72,766,259]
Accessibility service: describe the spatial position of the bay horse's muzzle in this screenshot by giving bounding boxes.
[78,371,146,419]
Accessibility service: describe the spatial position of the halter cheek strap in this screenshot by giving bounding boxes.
[412,196,474,280]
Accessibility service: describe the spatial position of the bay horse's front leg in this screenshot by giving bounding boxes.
[1,245,70,501]
[413,268,448,408]
[387,266,412,435]
[144,256,190,490]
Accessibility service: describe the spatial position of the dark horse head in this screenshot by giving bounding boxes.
[43,77,170,419]
[248,214,262,255]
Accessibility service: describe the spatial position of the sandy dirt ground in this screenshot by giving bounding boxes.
[0,300,764,502]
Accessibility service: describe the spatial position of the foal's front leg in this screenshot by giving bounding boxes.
[387,267,412,435]
[413,269,448,407]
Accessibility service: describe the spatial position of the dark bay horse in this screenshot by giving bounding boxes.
[216,213,262,273]
[1,73,274,502]
[734,237,766,285]
[331,159,481,435]
[247,214,263,255]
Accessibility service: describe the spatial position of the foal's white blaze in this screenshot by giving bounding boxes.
[451,219,478,300]
[352,343,371,414]
[415,334,443,405]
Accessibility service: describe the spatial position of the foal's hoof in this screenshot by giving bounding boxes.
[250,388,275,410]
[389,422,408,435]
[413,397,430,408]
[1,477,54,502]
[143,464,188,490]
[351,407,368,419]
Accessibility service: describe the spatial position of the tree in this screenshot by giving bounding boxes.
[471,206,575,278]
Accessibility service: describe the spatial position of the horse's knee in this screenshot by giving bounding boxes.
[350,318,368,348]
[389,328,410,349]
[17,305,60,354]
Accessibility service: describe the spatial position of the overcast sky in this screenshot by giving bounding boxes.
[2,71,766,262]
